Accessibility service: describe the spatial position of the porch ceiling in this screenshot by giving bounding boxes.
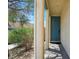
[46,0,67,16]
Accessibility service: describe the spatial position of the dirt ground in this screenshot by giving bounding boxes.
[8,47,34,59]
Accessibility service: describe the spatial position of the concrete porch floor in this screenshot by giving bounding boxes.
[45,43,70,59]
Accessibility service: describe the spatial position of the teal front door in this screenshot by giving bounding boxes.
[51,16,60,42]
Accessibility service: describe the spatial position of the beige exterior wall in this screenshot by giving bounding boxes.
[61,1,70,57]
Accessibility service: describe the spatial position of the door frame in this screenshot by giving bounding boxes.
[50,16,61,43]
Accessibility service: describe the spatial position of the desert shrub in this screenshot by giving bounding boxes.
[8,27,34,50]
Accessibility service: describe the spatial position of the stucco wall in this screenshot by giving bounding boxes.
[61,1,70,57]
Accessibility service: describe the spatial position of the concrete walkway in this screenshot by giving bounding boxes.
[45,43,70,59]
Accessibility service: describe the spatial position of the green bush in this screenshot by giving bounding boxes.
[8,27,34,50]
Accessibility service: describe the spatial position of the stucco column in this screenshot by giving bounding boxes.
[45,9,49,49]
[49,16,51,43]
[34,0,45,59]
[34,0,37,59]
